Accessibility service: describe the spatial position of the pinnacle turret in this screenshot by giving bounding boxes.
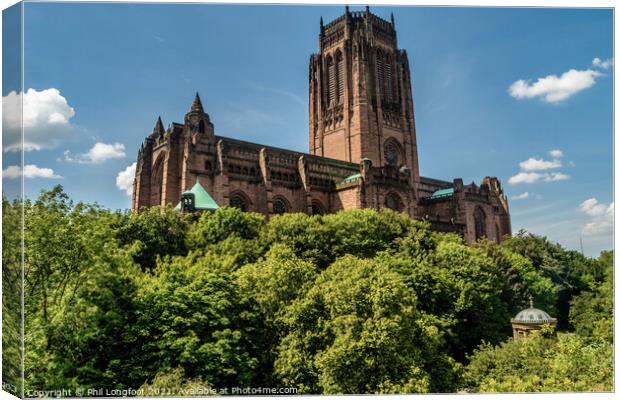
[190,92,204,113]
[153,116,164,135]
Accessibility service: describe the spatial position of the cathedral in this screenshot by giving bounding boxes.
[132,7,511,244]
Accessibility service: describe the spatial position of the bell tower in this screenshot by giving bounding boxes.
[309,6,420,185]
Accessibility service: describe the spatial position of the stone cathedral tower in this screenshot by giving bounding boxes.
[309,6,419,190]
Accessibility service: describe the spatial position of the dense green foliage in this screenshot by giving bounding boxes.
[5,186,612,394]
[2,196,22,395]
[464,331,612,392]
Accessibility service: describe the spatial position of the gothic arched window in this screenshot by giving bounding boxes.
[273,198,288,214]
[385,193,401,212]
[385,53,393,102]
[150,154,165,206]
[376,50,385,101]
[326,55,336,106]
[384,140,400,166]
[336,51,344,103]
[311,201,324,215]
[230,193,248,212]
[474,207,486,240]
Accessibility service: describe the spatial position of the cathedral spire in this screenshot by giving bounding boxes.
[191,92,204,113]
[153,116,164,135]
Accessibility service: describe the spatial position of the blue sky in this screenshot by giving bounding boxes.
[2,3,613,255]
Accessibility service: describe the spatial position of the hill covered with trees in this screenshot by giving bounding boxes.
[2,185,613,394]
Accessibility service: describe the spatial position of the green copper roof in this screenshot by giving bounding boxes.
[429,187,454,199]
[175,181,219,211]
[340,173,361,185]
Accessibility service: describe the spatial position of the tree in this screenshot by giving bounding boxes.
[502,231,593,329]
[569,251,613,343]
[186,207,265,269]
[274,255,459,394]
[386,233,517,361]
[463,332,613,392]
[235,245,319,385]
[474,239,557,317]
[132,254,260,388]
[116,206,189,271]
[22,186,141,391]
[321,209,420,260]
[139,367,212,397]
[2,195,23,396]
[259,213,335,268]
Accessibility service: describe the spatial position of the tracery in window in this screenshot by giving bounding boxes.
[273,198,288,214]
[385,193,401,212]
[384,140,400,166]
[230,193,248,212]
[474,207,486,240]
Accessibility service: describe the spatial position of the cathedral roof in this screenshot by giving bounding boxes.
[340,173,361,185]
[175,181,219,211]
[429,188,454,199]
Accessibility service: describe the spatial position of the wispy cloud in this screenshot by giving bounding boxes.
[245,82,305,107]
[592,57,613,70]
[508,171,570,185]
[509,66,602,104]
[508,172,543,185]
[221,103,285,131]
[508,149,570,185]
[2,164,62,179]
[519,157,561,171]
[511,192,530,200]
[63,142,126,164]
[549,149,563,158]
[544,172,570,182]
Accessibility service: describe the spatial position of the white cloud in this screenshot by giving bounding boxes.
[519,157,562,171]
[549,149,563,158]
[2,164,62,179]
[592,57,613,70]
[116,162,136,196]
[544,172,570,182]
[580,198,608,217]
[508,172,542,185]
[511,192,530,200]
[579,198,613,235]
[508,171,570,185]
[64,142,126,164]
[2,88,75,152]
[509,150,570,185]
[509,68,602,103]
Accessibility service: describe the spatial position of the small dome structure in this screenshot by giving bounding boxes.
[512,308,555,324]
[510,296,557,340]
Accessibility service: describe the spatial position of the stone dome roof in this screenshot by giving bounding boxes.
[512,307,556,324]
